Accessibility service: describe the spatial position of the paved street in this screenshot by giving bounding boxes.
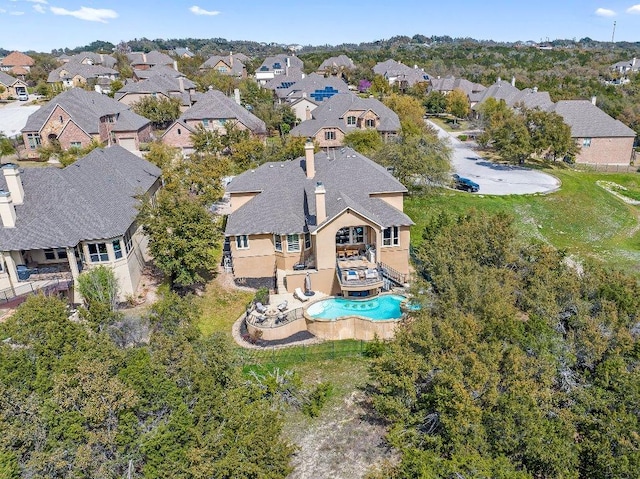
[0,98,40,137]
[428,120,561,195]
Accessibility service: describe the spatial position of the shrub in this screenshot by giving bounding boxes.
[458,134,468,141]
[254,287,269,305]
[302,382,333,417]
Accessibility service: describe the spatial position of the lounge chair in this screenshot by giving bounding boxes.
[255,302,267,314]
[294,287,310,302]
[277,300,288,312]
[255,314,267,324]
[346,270,359,281]
[365,269,378,280]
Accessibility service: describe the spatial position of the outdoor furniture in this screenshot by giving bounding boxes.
[294,287,310,302]
[277,300,288,312]
[365,269,378,280]
[255,314,267,324]
[16,265,31,281]
[346,270,359,281]
[255,302,267,314]
[275,313,286,325]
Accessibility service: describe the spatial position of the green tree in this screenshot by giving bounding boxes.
[344,129,384,157]
[491,115,532,164]
[107,78,124,98]
[383,93,426,130]
[130,96,181,129]
[138,190,219,288]
[446,88,470,120]
[524,107,578,161]
[370,74,391,96]
[0,133,15,162]
[424,90,448,114]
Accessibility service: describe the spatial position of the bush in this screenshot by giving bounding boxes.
[458,134,468,141]
[254,287,269,305]
[302,382,333,417]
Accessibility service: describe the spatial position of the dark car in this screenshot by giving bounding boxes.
[452,174,480,192]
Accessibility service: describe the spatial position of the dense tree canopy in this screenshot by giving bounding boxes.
[369,210,640,478]
[130,96,181,129]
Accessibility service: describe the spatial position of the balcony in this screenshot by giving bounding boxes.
[336,259,383,293]
[17,263,74,282]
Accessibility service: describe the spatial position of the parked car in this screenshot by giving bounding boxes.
[452,174,480,192]
[17,92,29,101]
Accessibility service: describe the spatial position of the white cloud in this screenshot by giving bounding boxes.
[9,10,24,15]
[627,4,640,13]
[595,7,616,17]
[33,3,45,13]
[189,5,220,16]
[50,6,118,22]
[27,0,48,4]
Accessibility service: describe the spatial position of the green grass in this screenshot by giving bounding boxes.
[196,280,254,339]
[428,116,471,132]
[406,169,640,275]
[239,340,368,369]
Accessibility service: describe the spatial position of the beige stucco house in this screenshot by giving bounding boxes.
[0,147,161,305]
[225,141,413,297]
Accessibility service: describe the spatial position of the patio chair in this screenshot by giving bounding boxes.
[346,270,359,281]
[255,302,267,314]
[277,300,288,312]
[365,269,378,280]
[255,314,267,324]
[275,313,286,325]
[294,287,310,302]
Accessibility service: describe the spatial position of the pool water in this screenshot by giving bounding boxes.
[306,294,408,321]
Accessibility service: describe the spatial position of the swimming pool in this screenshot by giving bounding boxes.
[306,294,407,321]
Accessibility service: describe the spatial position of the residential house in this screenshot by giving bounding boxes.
[429,75,485,97]
[289,97,319,123]
[0,71,28,100]
[273,73,350,105]
[255,55,304,84]
[162,89,267,155]
[373,59,430,89]
[22,88,152,158]
[610,58,639,75]
[59,51,117,69]
[199,52,248,78]
[548,99,636,165]
[290,93,400,148]
[470,78,552,111]
[115,74,197,110]
[127,50,174,70]
[0,51,35,77]
[0,147,161,304]
[171,47,195,58]
[316,54,356,77]
[225,141,413,297]
[132,64,186,81]
[47,63,119,90]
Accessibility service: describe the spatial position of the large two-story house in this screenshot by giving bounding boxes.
[0,146,161,304]
[255,55,304,84]
[199,52,248,78]
[225,141,412,297]
[21,88,152,158]
[290,93,400,148]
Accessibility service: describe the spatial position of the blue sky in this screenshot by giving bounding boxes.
[1,0,640,52]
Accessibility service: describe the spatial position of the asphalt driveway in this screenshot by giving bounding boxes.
[428,120,560,195]
[0,98,40,137]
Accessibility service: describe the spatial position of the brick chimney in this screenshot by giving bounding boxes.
[304,138,315,178]
[0,191,16,228]
[315,182,326,224]
[2,164,24,205]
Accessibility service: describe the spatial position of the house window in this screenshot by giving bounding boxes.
[353,226,364,244]
[365,119,376,128]
[286,234,300,252]
[44,249,56,260]
[87,243,109,262]
[59,115,63,124]
[582,138,592,147]
[177,128,181,135]
[236,235,249,249]
[123,225,134,254]
[202,119,209,127]
[112,239,123,259]
[336,227,350,245]
[383,226,400,247]
[274,234,282,252]
[347,116,356,126]
[27,133,41,150]
[70,141,82,148]
[305,232,311,250]
[324,131,336,141]
[56,248,68,260]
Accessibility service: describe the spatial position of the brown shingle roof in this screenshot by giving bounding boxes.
[1,51,35,67]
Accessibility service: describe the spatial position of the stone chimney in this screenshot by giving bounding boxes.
[286,57,291,68]
[173,60,178,71]
[2,164,24,205]
[178,76,184,92]
[0,191,16,228]
[511,76,516,87]
[229,51,233,67]
[305,105,312,120]
[142,53,147,63]
[234,88,241,105]
[304,138,315,178]
[315,182,326,224]
[591,96,597,106]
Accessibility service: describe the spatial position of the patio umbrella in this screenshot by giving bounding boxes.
[305,272,314,296]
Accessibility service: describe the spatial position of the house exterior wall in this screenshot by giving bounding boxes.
[161,123,194,151]
[229,192,259,213]
[314,128,345,148]
[41,105,72,141]
[113,125,151,149]
[369,192,404,211]
[230,233,275,279]
[291,100,318,122]
[0,80,27,100]
[574,136,634,165]
[58,121,94,149]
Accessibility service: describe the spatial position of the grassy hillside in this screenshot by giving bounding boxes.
[406,169,640,275]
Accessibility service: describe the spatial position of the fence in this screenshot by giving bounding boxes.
[573,163,638,173]
[0,279,73,306]
[235,339,368,366]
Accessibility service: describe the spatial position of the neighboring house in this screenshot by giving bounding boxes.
[255,55,304,84]
[373,59,430,89]
[289,96,319,123]
[469,77,553,110]
[548,99,636,165]
[132,64,185,81]
[429,75,485,97]
[0,51,35,77]
[610,58,639,75]
[171,47,195,58]
[59,51,117,69]
[199,53,247,78]
[21,88,152,158]
[162,89,267,155]
[0,71,28,100]
[47,63,119,90]
[225,141,413,297]
[290,93,400,148]
[273,73,350,104]
[115,74,197,109]
[263,67,305,91]
[127,51,174,70]
[316,54,356,77]
[0,147,161,303]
